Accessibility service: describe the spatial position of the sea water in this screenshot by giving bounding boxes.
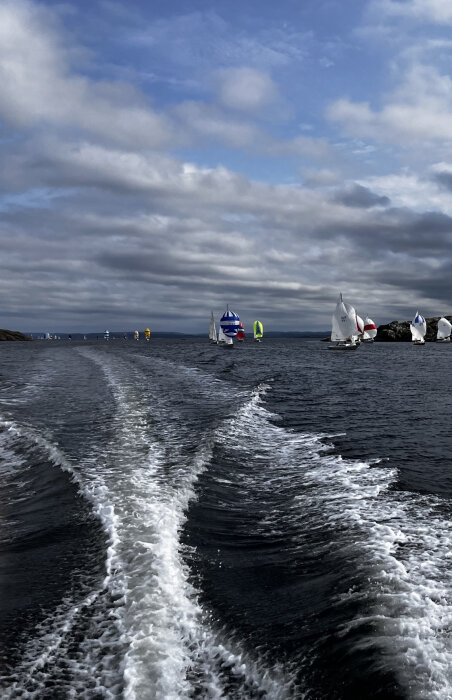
[0,338,451,699]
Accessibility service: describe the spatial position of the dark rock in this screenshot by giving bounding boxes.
[376,316,452,342]
[0,329,32,341]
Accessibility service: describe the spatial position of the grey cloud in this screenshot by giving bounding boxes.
[2,127,452,332]
[432,171,452,191]
[373,262,452,305]
[318,207,452,256]
[6,2,452,333]
[333,183,391,208]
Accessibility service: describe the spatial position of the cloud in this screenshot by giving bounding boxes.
[216,68,280,112]
[3,130,452,331]
[0,0,172,149]
[302,169,341,187]
[430,162,452,191]
[333,184,391,208]
[126,11,308,72]
[174,101,263,149]
[371,0,452,24]
[3,0,452,333]
[328,64,452,154]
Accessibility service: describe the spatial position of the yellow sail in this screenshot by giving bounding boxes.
[253,321,263,338]
[144,328,151,340]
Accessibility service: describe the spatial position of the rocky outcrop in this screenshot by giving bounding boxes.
[376,316,452,342]
[0,329,32,341]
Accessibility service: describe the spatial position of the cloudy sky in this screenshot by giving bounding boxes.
[2,0,452,333]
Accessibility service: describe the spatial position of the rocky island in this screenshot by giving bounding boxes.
[0,329,32,341]
[376,316,451,342]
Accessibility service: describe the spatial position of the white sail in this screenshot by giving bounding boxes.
[411,311,426,341]
[437,317,452,340]
[331,295,359,341]
[410,324,424,342]
[364,316,377,339]
[356,314,364,335]
[209,312,217,342]
[218,327,227,343]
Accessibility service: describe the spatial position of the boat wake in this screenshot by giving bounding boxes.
[1,347,451,699]
[0,349,296,699]
[194,382,452,700]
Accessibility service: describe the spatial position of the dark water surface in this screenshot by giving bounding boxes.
[0,338,451,699]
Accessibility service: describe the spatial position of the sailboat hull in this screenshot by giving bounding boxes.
[412,340,425,345]
[328,342,359,351]
[436,337,451,343]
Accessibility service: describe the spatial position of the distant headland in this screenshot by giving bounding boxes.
[0,329,32,341]
[2,319,450,342]
[376,317,452,342]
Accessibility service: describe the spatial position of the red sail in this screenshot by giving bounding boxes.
[237,322,245,339]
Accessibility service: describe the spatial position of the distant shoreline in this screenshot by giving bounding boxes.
[0,329,32,341]
[24,331,329,340]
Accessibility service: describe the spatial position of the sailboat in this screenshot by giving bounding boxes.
[437,317,451,343]
[219,307,240,348]
[218,327,232,346]
[410,311,426,345]
[144,328,151,341]
[362,316,377,343]
[236,322,245,342]
[209,311,218,344]
[134,330,139,340]
[104,329,110,341]
[217,326,228,345]
[356,314,365,344]
[253,320,263,342]
[328,294,360,350]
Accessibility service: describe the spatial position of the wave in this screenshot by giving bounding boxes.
[0,418,126,698]
[194,378,452,699]
[2,345,451,699]
[81,350,296,699]
[0,348,296,698]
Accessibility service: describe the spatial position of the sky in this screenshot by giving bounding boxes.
[2,0,452,333]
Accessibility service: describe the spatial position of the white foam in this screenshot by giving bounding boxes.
[74,349,295,699]
[201,383,452,700]
[295,446,452,699]
[9,345,452,698]
[0,417,126,698]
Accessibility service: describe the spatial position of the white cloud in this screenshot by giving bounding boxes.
[216,68,279,112]
[0,0,173,149]
[174,101,263,148]
[361,171,439,209]
[372,0,452,24]
[302,169,341,187]
[328,64,452,153]
[127,11,308,72]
